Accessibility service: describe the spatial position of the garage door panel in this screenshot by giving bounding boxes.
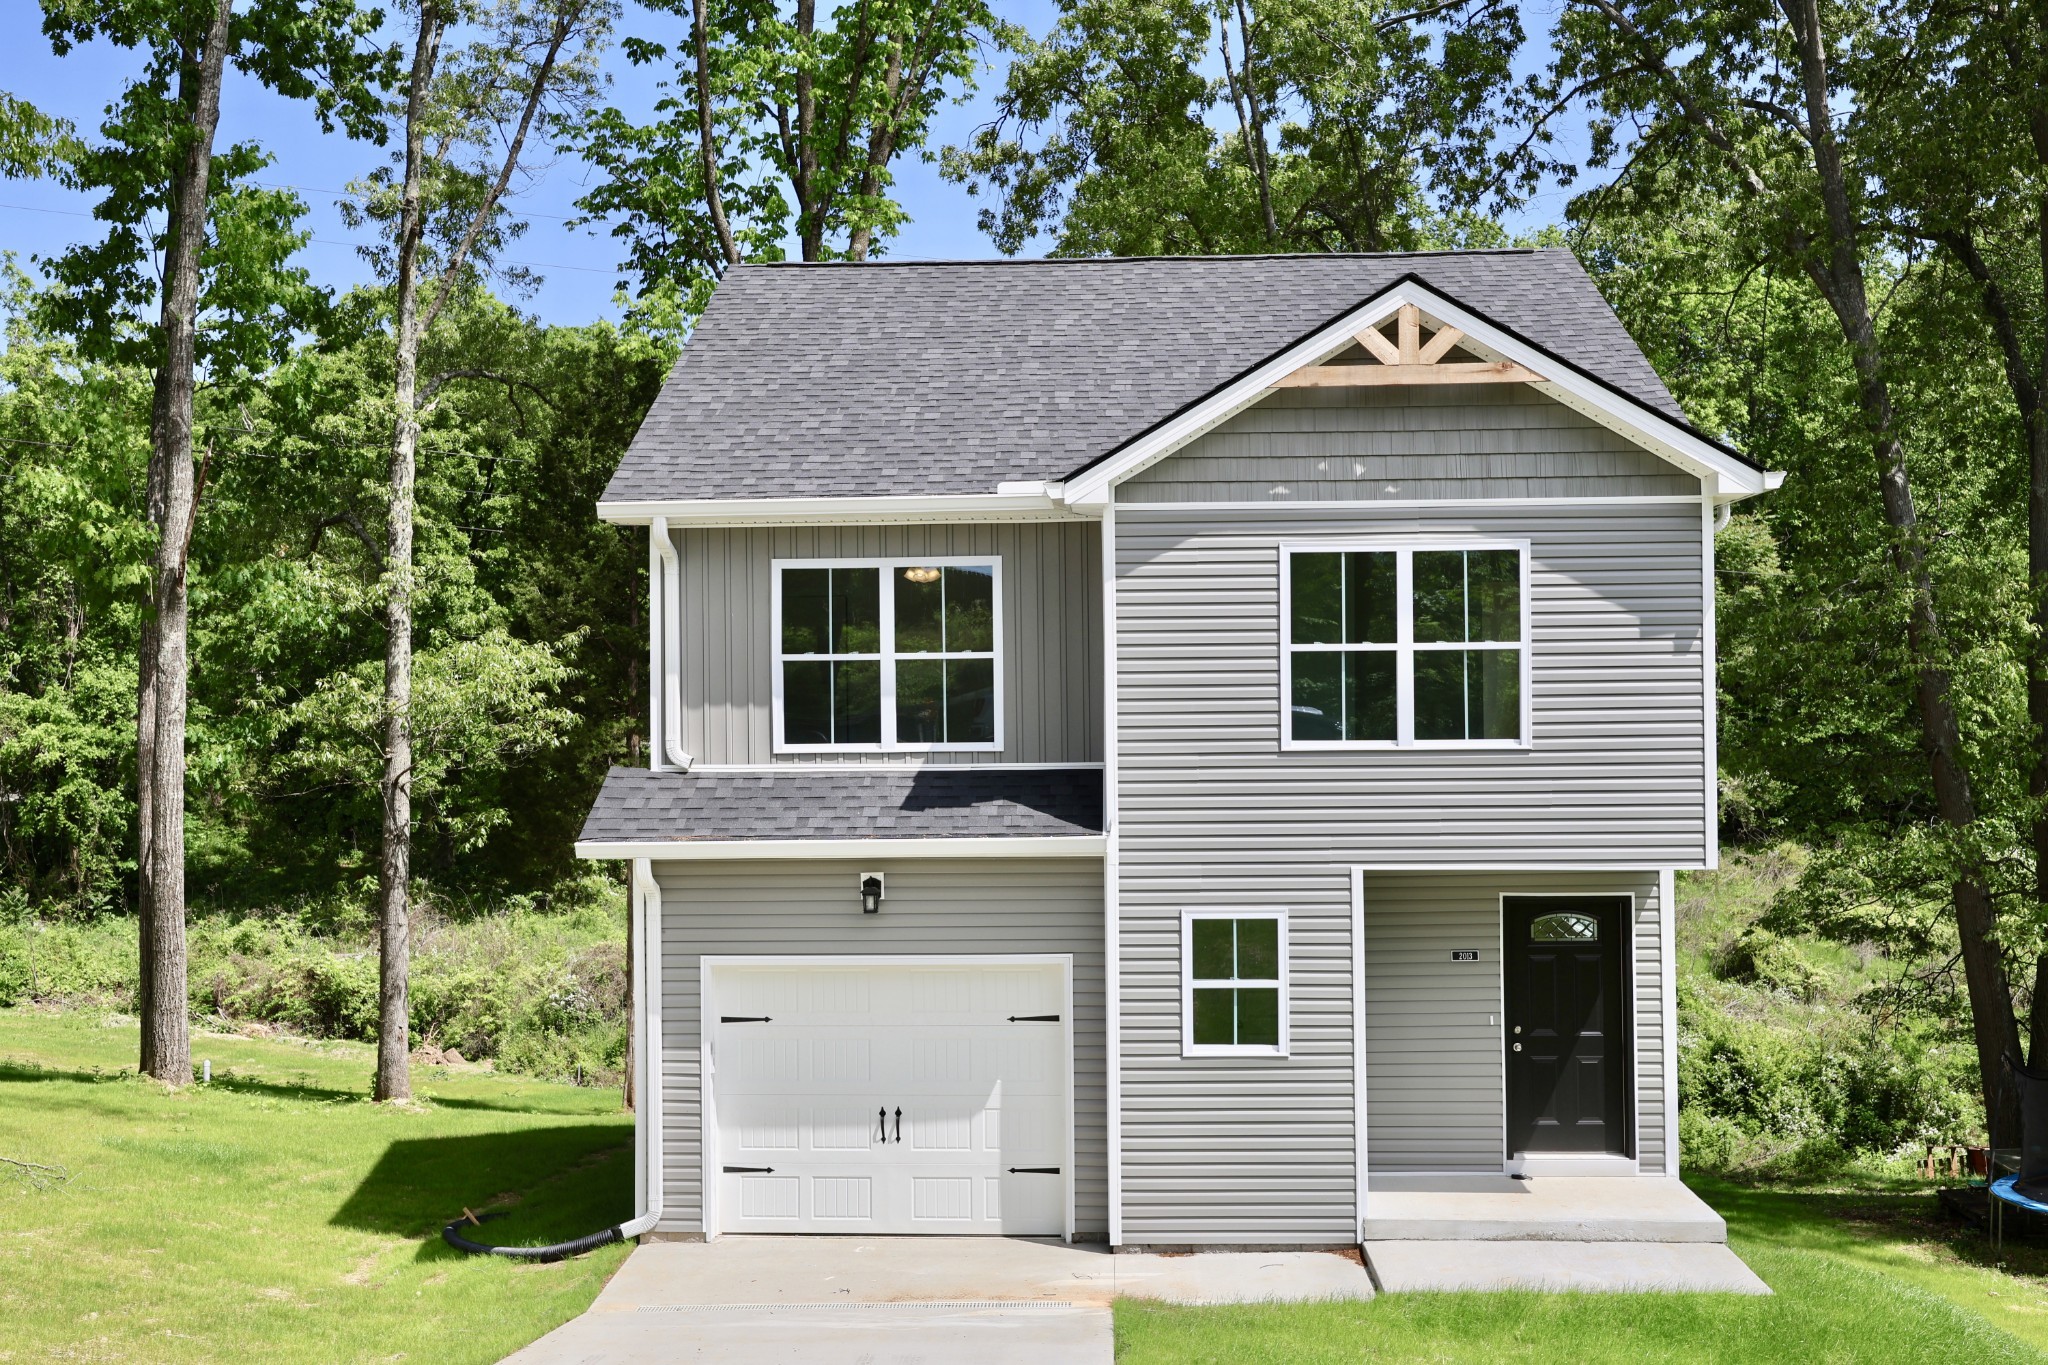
[712,961,1068,1236]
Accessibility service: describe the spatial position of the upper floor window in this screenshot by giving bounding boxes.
[1282,543,1528,748]
[773,558,1001,751]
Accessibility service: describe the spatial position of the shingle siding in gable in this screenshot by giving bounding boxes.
[1119,385,1703,503]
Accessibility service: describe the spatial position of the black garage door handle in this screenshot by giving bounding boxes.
[1007,1167,1061,1175]
[723,1165,775,1174]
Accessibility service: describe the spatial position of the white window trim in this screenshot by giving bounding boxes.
[1180,908,1290,1058]
[1278,539,1533,751]
[770,555,1005,754]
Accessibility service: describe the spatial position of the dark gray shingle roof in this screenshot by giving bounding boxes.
[603,249,1707,503]
[578,766,1105,843]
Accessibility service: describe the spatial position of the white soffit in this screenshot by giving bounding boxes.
[574,835,1109,861]
[595,492,1089,527]
[1057,280,1775,507]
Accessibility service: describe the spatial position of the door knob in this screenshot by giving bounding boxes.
[1513,1042,1523,1052]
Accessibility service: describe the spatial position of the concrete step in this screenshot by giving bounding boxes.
[1364,1239,1771,1294]
[1360,1175,1728,1243]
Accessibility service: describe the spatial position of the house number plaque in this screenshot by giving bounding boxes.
[1450,950,1480,962]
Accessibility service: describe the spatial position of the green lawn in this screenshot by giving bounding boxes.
[0,1008,633,1364]
[1116,1179,2048,1363]
[9,1007,2048,1364]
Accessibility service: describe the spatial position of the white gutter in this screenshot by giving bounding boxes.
[650,517,692,771]
[619,858,664,1238]
[600,492,1084,527]
[575,834,1108,861]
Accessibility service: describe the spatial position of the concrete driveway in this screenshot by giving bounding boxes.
[503,1236,1374,1364]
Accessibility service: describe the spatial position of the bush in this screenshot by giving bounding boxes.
[1678,976,1977,1173]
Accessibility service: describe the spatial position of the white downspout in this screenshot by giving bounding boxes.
[620,858,665,1238]
[650,517,693,771]
[1711,502,1732,535]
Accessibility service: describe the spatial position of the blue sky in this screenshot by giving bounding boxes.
[0,1,1580,328]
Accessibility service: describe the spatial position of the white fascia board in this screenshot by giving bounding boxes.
[596,492,1092,527]
[1058,280,1772,507]
[575,835,1108,861]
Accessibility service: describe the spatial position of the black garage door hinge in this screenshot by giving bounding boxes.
[720,1015,772,1023]
[1007,1167,1061,1175]
[722,1165,776,1174]
[1007,1014,1060,1023]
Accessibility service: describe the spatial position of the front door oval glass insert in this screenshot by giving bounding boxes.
[1529,912,1599,942]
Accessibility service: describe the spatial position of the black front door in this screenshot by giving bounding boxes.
[1505,896,1629,1156]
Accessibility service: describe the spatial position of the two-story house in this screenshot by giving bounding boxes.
[576,250,1780,1253]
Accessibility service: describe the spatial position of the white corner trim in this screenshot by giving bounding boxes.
[1702,501,1720,870]
[1058,279,1772,507]
[575,835,1108,861]
[1351,866,1368,1236]
[598,493,1092,527]
[1660,866,1679,1178]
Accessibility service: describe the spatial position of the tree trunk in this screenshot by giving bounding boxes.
[692,0,741,266]
[1781,0,2018,1129]
[376,6,444,1105]
[139,0,234,1087]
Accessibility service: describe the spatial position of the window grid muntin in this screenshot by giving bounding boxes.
[1284,542,1528,748]
[772,557,1003,753]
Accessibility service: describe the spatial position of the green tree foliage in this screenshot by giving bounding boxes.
[566,0,1014,319]
[0,281,665,917]
[940,0,1537,256]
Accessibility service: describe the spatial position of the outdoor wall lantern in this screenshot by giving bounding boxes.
[859,872,885,914]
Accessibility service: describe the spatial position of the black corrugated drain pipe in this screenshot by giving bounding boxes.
[441,1208,633,1264]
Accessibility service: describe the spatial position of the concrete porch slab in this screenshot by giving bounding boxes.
[1365,1240,1771,1294]
[1360,1175,1728,1242]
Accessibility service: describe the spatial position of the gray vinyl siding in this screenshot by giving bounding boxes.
[1117,863,1359,1245]
[1119,385,1703,503]
[1113,501,1710,864]
[1360,870,1666,1175]
[652,857,1107,1238]
[1112,490,1703,1239]
[673,520,1102,765]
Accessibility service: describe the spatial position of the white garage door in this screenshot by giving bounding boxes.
[709,960,1069,1236]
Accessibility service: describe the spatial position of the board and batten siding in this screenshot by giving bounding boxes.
[1360,870,1668,1175]
[652,857,1107,1239]
[1119,385,1703,503]
[672,520,1102,765]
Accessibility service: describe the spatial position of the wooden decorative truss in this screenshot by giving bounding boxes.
[1272,303,1545,389]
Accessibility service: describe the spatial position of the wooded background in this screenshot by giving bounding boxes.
[2,0,2046,1132]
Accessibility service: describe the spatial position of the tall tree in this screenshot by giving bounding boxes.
[23,0,389,1084]
[1539,0,2021,1127]
[940,0,1537,256]
[1864,3,2048,1068]
[567,0,1010,318]
[362,0,613,1102]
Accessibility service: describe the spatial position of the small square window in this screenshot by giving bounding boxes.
[1183,912,1288,1056]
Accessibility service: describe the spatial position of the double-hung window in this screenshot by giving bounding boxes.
[773,558,1001,751]
[1283,542,1528,748]
[1182,910,1288,1056]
